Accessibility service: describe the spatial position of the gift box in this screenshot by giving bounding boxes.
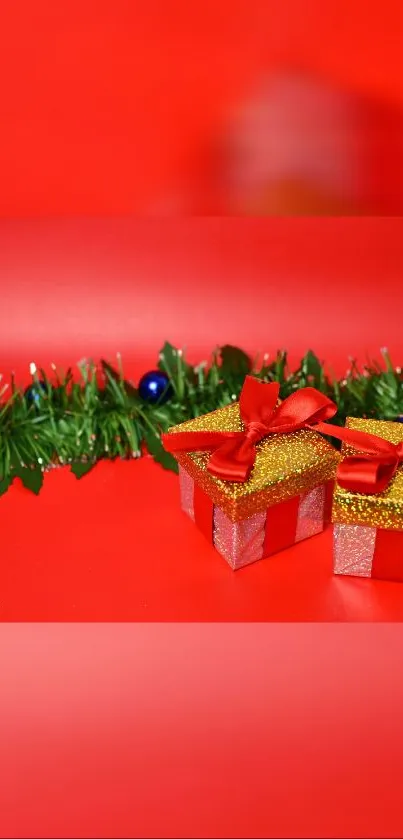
[332,418,403,582]
[163,378,340,570]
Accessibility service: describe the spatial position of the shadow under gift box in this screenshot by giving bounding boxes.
[333,419,403,583]
[166,403,339,570]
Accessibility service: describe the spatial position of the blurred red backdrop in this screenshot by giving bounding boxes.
[1,216,402,380]
[1,1,403,216]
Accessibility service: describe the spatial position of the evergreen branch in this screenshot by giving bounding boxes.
[0,344,402,496]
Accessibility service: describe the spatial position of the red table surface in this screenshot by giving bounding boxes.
[1,216,403,621]
[2,457,403,622]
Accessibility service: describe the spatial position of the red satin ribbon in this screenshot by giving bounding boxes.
[162,376,403,495]
[314,420,403,495]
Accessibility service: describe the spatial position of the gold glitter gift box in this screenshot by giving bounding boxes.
[165,401,339,570]
[333,418,403,582]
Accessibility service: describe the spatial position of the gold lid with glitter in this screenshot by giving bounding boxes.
[332,417,403,531]
[168,401,339,522]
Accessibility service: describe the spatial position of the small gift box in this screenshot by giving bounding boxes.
[163,377,340,570]
[332,418,403,582]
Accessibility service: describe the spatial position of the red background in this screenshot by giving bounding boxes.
[1,217,402,621]
[1,216,402,374]
[1,0,403,216]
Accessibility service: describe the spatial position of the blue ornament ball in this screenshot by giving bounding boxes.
[138,370,172,404]
[25,380,47,406]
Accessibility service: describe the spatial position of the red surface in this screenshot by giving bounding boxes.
[1,1,403,216]
[2,457,403,622]
[2,624,403,838]
[1,216,403,621]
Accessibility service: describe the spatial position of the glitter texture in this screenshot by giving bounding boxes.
[179,466,195,521]
[213,506,266,570]
[168,402,339,522]
[332,418,403,531]
[295,485,326,542]
[333,523,376,577]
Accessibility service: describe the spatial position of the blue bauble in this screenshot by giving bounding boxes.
[25,380,47,406]
[138,370,172,404]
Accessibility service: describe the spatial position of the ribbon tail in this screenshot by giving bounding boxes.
[313,421,398,457]
[162,430,243,454]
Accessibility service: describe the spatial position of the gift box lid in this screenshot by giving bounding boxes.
[167,401,339,522]
[332,418,403,531]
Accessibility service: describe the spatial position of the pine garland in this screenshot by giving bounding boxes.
[0,343,402,496]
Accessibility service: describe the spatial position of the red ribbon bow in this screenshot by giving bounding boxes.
[162,376,334,482]
[162,376,403,494]
[332,426,403,495]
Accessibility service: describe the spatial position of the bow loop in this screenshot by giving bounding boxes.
[239,377,279,427]
[268,387,337,433]
[336,455,396,495]
[324,424,403,495]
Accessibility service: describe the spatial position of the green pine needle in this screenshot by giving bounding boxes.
[0,344,401,496]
